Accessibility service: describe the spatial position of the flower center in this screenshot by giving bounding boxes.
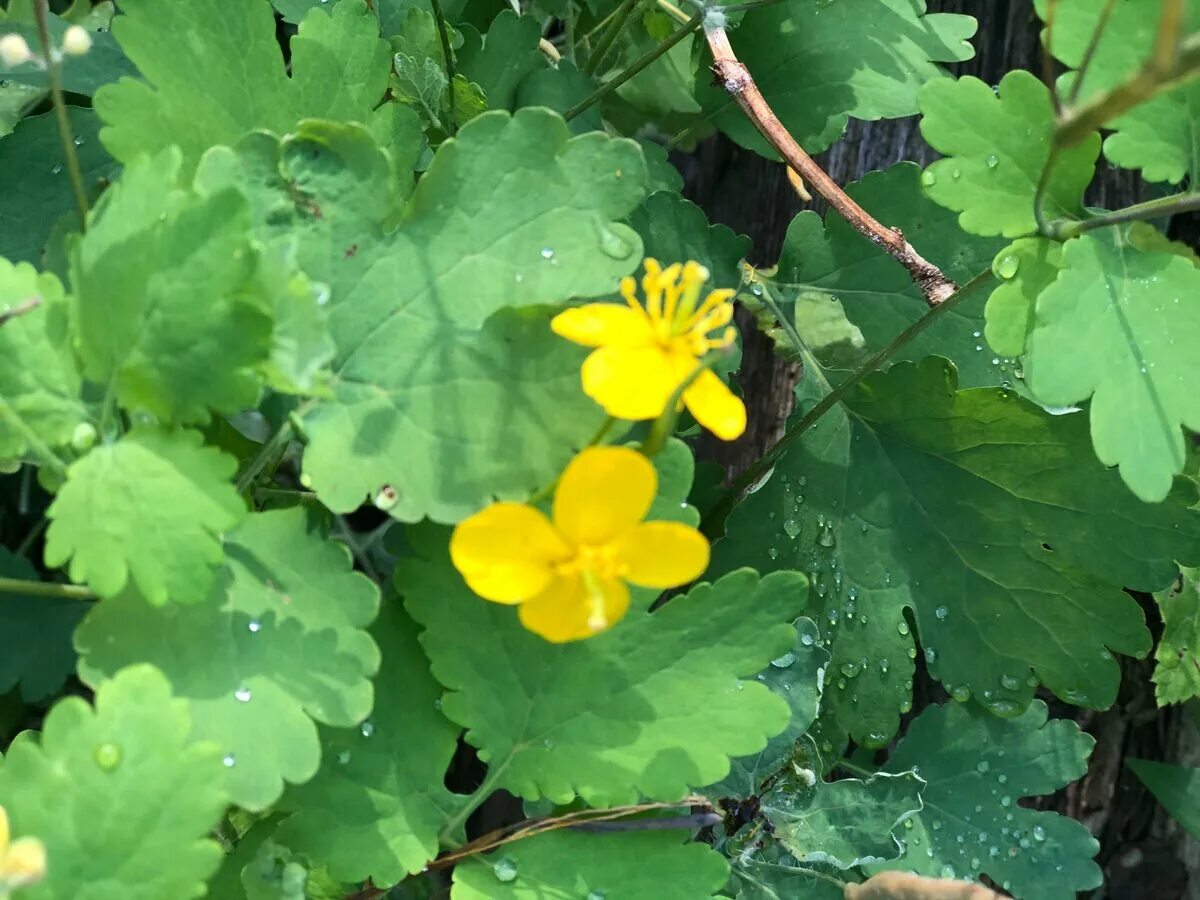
[555,544,628,633]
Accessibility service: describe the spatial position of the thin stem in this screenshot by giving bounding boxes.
[1047,191,1200,240]
[335,516,382,582]
[429,0,457,131]
[753,277,806,367]
[703,24,956,307]
[564,13,701,121]
[1033,144,1061,236]
[700,269,992,538]
[14,516,48,558]
[236,417,298,494]
[656,0,691,24]
[0,576,97,601]
[438,761,511,846]
[33,0,89,231]
[1066,0,1119,106]
[641,354,718,457]
[252,487,320,504]
[0,295,42,328]
[1056,32,1200,148]
[584,0,641,75]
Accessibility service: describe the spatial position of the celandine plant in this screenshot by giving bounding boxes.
[0,0,1198,897]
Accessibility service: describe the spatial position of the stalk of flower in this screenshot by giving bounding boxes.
[551,259,747,441]
[450,446,709,642]
[0,806,46,894]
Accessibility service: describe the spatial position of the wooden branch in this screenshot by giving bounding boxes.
[0,295,42,328]
[703,25,956,307]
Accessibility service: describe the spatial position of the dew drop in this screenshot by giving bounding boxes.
[771,651,796,668]
[995,255,1020,279]
[51,163,63,175]
[493,857,518,883]
[818,526,836,547]
[1000,795,1012,807]
[935,605,949,621]
[767,547,779,560]
[597,226,633,259]
[234,685,252,703]
[840,661,861,678]
[223,754,237,768]
[248,619,262,633]
[587,891,607,900]
[338,750,352,765]
[920,170,938,188]
[1033,825,1046,842]
[73,134,86,146]
[897,621,910,636]
[951,685,970,702]
[783,517,801,538]
[360,719,375,738]
[540,248,555,260]
[986,153,1000,169]
[94,742,121,771]
[800,632,816,647]
[977,760,990,774]
[940,864,956,879]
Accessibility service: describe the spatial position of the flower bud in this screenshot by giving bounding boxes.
[0,33,33,68]
[61,25,92,56]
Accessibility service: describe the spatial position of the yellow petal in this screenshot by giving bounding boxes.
[450,503,570,604]
[550,303,653,348]
[616,521,710,588]
[684,367,747,441]
[581,345,677,421]
[4,836,46,887]
[554,446,656,546]
[518,573,631,642]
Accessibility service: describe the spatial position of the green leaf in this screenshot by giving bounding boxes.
[275,597,463,883]
[917,70,1100,237]
[296,108,646,522]
[1152,568,1200,705]
[874,700,1101,897]
[700,0,975,156]
[45,426,245,604]
[628,190,750,292]
[96,0,394,176]
[1129,758,1200,839]
[75,507,380,810]
[615,28,700,118]
[1035,0,1200,184]
[1025,229,1200,502]
[0,261,86,466]
[515,61,601,135]
[0,665,228,900]
[71,149,272,424]
[252,246,337,397]
[0,548,88,702]
[712,358,1200,746]
[765,769,923,869]
[730,857,845,900]
[393,51,450,121]
[705,617,828,802]
[402,531,805,805]
[984,237,1063,357]
[451,829,730,899]
[458,10,544,111]
[773,164,1006,387]
[0,108,118,265]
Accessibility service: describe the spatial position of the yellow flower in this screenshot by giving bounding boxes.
[551,259,747,441]
[450,446,709,642]
[0,806,46,892]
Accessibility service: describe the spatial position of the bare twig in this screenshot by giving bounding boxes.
[0,295,43,327]
[703,24,956,306]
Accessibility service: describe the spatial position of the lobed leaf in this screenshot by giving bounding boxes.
[96,0,398,176]
[917,70,1099,238]
[402,529,805,806]
[1025,229,1200,502]
[874,701,1101,899]
[75,507,380,810]
[0,665,228,900]
[45,426,245,604]
[1152,568,1200,705]
[275,598,464,884]
[713,357,1199,746]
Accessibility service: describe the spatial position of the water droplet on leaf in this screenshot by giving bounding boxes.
[94,742,121,770]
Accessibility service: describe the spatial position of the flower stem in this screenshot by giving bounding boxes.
[1045,191,1200,240]
[563,12,702,121]
[33,0,89,231]
[640,355,716,458]
[700,269,993,538]
[0,576,96,601]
